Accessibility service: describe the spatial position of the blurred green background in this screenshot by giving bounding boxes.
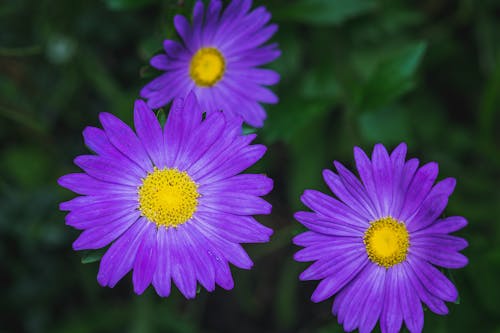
[1,0,499,332]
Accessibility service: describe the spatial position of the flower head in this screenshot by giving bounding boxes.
[140,0,280,128]
[58,93,273,298]
[294,143,468,333]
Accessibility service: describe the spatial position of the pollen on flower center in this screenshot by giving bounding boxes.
[138,167,199,227]
[189,47,225,87]
[363,216,410,268]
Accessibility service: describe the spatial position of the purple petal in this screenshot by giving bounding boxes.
[294,211,364,237]
[65,204,135,230]
[195,211,272,243]
[74,155,143,187]
[358,266,386,333]
[191,218,253,269]
[333,264,372,328]
[72,210,140,250]
[354,146,383,218]
[405,194,448,232]
[99,112,152,172]
[411,234,468,251]
[388,143,407,215]
[175,111,226,171]
[398,162,439,221]
[177,223,216,291]
[186,116,244,177]
[152,226,172,297]
[300,190,369,228]
[416,216,468,235]
[294,238,356,262]
[64,198,137,226]
[146,75,193,110]
[163,40,190,60]
[60,195,134,211]
[133,222,158,295]
[133,99,167,168]
[293,231,336,247]
[372,143,393,217]
[380,266,403,333]
[412,246,468,269]
[310,255,368,303]
[58,173,135,196]
[97,218,150,287]
[227,43,281,67]
[407,256,458,302]
[391,158,419,217]
[230,68,280,85]
[333,161,378,218]
[403,261,448,315]
[167,227,198,299]
[163,95,203,167]
[323,167,374,221]
[199,173,273,196]
[194,143,267,184]
[343,265,385,332]
[203,0,223,43]
[188,222,234,290]
[82,126,123,159]
[399,265,424,333]
[168,92,205,167]
[299,247,366,281]
[174,14,194,52]
[221,76,278,104]
[198,192,271,215]
[191,1,205,49]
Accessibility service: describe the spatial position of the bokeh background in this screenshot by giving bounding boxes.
[1,0,500,332]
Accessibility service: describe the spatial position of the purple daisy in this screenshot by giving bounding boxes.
[140,0,280,128]
[58,93,273,298]
[293,143,468,333]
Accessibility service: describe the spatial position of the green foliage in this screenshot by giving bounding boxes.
[356,41,427,111]
[80,248,107,264]
[271,0,376,25]
[1,0,500,332]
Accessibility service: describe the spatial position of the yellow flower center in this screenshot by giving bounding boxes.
[189,47,225,87]
[138,167,199,227]
[363,216,410,268]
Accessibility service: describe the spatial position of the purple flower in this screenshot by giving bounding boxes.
[294,143,468,333]
[140,0,280,128]
[58,93,273,298]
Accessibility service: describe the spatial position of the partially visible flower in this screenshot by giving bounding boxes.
[141,0,280,128]
[58,93,273,298]
[294,143,468,333]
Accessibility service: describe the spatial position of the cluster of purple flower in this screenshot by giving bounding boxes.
[58,1,468,332]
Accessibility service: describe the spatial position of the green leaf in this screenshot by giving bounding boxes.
[263,98,331,144]
[104,0,157,10]
[272,0,376,25]
[156,108,167,126]
[79,248,106,264]
[274,259,301,329]
[358,41,427,111]
[1,146,52,188]
[358,106,412,145]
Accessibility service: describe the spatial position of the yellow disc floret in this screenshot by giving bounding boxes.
[363,216,410,268]
[189,47,225,87]
[138,167,199,227]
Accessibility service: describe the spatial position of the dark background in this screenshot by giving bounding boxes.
[1,0,499,332]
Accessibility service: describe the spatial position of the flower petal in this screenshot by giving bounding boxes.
[133,222,158,295]
[72,211,140,250]
[133,100,167,168]
[97,218,150,288]
[152,226,172,297]
[99,112,152,172]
